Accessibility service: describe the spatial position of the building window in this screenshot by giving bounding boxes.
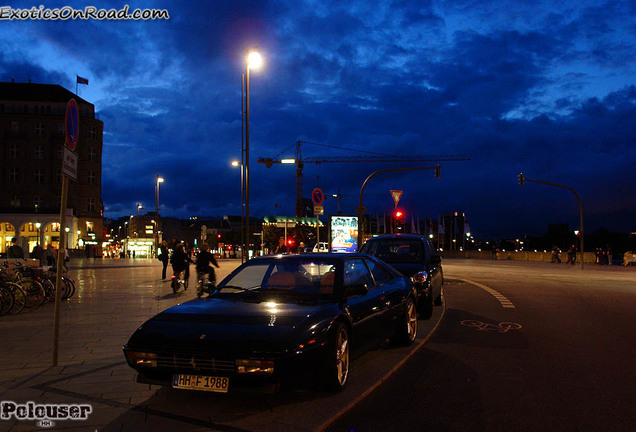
[35,123,44,136]
[9,143,18,158]
[10,196,20,207]
[57,146,63,159]
[51,223,60,232]
[57,123,64,134]
[88,148,96,162]
[28,223,35,232]
[11,122,21,135]
[89,126,97,138]
[88,198,95,213]
[86,221,95,233]
[34,196,42,209]
[35,145,44,159]
[34,169,44,184]
[88,170,95,185]
[9,168,19,182]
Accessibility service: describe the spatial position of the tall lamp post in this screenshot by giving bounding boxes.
[232,160,245,261]
[155,176,164,254]
[243,47,262,262]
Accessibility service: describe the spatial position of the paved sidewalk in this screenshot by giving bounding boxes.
[0,258,444,432]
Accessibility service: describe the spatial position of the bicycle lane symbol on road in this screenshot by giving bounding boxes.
[461,320,522,333]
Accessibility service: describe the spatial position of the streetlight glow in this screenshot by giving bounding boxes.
[231,160,240,167]
[157,177,164,184]
[247,50,262,70]
[281,159,295,164]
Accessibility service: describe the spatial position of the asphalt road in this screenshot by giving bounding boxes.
[324,259,636,432]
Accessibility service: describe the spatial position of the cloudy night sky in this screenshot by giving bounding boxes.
[1,0,635,239]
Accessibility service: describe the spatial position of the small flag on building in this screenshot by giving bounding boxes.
[76,75,89,85]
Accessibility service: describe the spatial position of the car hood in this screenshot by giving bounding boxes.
[125,297,337,357]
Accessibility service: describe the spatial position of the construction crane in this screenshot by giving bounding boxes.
[258,140,470,217]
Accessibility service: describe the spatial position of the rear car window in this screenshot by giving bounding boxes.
[363,239,425,263]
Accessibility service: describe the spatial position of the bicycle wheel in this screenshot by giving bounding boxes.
[41,278,55,302]
[0,285,14,316]
[61,277,75,299]
[7,283,26,314]
[22,279,46,308]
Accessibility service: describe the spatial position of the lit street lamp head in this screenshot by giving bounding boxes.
[247,49,262,70]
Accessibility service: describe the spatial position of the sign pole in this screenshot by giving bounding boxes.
[52,176,68,366]
[53,99,79,366]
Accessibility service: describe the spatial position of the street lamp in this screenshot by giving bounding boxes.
[232,160,245,261]
[155,176,164,253]
[243,47,262,262]
[35,222,41,245]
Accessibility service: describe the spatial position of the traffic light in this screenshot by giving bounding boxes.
[394,210,406,232]
[435,164,441,179]
[518,173,525,186]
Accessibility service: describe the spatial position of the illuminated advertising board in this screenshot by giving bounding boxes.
[329,215,358,253]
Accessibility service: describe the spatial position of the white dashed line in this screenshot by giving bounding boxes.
[457,278,516,309]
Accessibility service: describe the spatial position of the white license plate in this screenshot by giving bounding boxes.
[172,374,230,393]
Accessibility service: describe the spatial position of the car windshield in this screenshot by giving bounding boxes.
[362,239,424,263]
[216,259,338,299]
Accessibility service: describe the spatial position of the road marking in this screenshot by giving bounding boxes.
[457,278,516,309]
[461,320,522,332]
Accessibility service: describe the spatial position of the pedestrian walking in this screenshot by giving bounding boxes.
[566,245,576,265]
[7,237,24,259]
[44,244,55,267]
[158,240,169,280]
[31,243,43,264]
[551,246,561,264]
[607,246,613,267]
[195,243,220,298]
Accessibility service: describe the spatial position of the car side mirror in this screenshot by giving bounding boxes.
[345,283,368,297]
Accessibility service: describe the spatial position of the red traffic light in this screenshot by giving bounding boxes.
[217,234,221,238]
[395,211,403,218]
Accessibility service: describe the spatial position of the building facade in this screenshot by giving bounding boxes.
[0,81,104,257]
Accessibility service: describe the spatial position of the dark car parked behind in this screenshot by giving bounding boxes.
[360,235,443,319]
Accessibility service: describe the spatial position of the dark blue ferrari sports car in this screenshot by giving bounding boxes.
[123,253,417,393]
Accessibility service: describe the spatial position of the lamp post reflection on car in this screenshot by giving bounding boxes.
[232,160,245,262]
[242,47,262,262]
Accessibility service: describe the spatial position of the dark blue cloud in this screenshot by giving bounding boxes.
[1,0,634,239]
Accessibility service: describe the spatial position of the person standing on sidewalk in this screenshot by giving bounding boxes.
[158,240,170,280]
[7,237,24,259]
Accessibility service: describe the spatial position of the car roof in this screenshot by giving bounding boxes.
[365,234,426,241]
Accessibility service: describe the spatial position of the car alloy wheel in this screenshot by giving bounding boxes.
[393,297,417,345]
[326,322,350,391]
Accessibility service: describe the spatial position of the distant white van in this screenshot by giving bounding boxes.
[312,242,329,253]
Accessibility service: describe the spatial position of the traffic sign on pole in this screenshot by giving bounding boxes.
[65,99,79,151]
[312,188,324,206]
[390,190,403,208]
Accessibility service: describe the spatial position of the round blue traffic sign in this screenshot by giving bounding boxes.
[65,99,79,151]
